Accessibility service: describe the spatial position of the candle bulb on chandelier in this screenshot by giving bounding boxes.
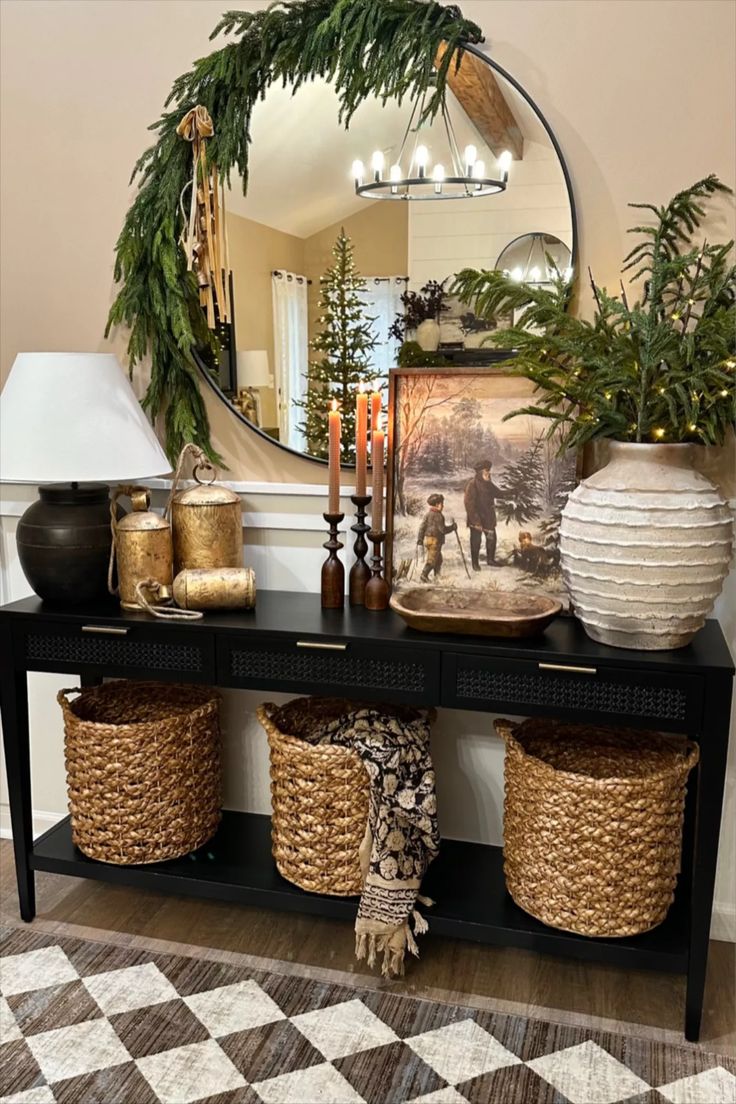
[415,145,429,179]
[433,164,445,195]
[371,150,385,182]
[498,150,513,179]
[464,144,477,174]
[390,164,401,195]
[328,399,341,514]
[472,160,485,189]
[351,160,364,186]
[371,414,385,533]
[355,384,368,497]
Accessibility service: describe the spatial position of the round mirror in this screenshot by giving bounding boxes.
[496,232,572,284]
[195,46,576,465]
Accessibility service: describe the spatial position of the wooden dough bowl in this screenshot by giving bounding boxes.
[390,588,562,638]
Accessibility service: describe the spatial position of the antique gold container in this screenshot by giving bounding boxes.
[173,567,256,611]
[113,487,173,609]
[170,461,242,574]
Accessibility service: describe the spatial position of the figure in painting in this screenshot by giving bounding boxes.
[417,494,457,583]
[502,530,555,577]
[463,459,511,571]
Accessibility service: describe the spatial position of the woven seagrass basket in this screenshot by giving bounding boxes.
[58,681,222,865]
[258,698,370,896]
[495,717,699,938]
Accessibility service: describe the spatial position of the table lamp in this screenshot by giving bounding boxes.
[236,350,272,426]
[0,352,171,605]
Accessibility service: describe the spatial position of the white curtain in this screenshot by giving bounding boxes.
[357,276,406,378]
[271,270,308,451]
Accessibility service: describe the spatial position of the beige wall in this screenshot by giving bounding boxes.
[227,212,304,429]
[1,0,733,483]
[304,200,408,336]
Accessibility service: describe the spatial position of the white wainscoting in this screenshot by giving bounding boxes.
[0,479,733,941]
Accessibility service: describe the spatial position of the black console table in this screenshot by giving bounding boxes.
[0,592,732,1041]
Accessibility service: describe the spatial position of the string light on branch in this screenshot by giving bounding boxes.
[351,87,511,202]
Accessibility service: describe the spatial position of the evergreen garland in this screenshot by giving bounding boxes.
[296,229,377,460]
[452,175,735,450]
[106,0,483,462]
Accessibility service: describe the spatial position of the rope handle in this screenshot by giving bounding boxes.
[164,443,217,519]
[57,687,85,710]
[134,579,203,621]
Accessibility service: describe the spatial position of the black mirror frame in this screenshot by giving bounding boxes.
[193,42,578,469]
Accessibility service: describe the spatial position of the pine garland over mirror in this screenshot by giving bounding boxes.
[106,0,483,463]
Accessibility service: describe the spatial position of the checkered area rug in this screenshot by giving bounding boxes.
[1,927,734,1104]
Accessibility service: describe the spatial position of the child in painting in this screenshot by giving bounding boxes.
[417,494,457,583]
[504,530,554,577]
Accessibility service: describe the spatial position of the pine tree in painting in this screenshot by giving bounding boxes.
[497,437,545,524]
[297,228,377,460]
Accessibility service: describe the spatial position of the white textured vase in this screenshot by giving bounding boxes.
[560,442,733,650]
[415,319,440,352]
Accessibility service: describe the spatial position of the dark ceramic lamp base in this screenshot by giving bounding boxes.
[17,483,113,605]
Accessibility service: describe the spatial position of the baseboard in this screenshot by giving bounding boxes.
[711,902,736,943]
[1,804,734,943]
[0,804,64,841]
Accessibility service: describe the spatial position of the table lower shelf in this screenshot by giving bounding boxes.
[31,811,689,974]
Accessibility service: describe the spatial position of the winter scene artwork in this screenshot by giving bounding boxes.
[386,368,579,608]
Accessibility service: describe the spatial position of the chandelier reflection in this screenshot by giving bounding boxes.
[351,90,511,202]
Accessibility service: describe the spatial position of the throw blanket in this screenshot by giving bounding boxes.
[313,707,439,977]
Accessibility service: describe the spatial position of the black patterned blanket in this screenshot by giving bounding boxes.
[314,707,439,977]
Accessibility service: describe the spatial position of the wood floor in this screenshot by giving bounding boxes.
[1,839,733,1055]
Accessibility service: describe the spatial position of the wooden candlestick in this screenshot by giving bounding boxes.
[349,494,372,606]
[321,513,345,609]
[365,529,389,611]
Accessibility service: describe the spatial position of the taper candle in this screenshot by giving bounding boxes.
[371,413,384,532]
[355,384,368,496]
[328,399,341,513]
[370,388,382,433]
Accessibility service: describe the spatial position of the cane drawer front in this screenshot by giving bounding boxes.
[219,634,439,705]
[21,620,216,682]
[442,653,703,732]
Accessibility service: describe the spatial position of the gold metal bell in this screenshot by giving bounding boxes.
[170,451,242,574]
[173,567,256,611]
[111,487,173,610]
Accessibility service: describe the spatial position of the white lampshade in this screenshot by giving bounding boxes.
[0,352,171,483]
[237,350,272,390]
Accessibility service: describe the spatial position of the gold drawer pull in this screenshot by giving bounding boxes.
[538,662,597,675]
[296,640,347,651]
[81,625,130,636]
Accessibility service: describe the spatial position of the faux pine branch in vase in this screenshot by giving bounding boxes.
[452,174,735,448]
[452,175,735,651]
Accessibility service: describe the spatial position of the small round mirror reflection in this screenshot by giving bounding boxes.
[204,51,575,463]
[496,232,572,285]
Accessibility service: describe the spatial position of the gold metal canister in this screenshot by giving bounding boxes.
[173,567,256,610]
[171,460,242,574]
[113,488,173,609]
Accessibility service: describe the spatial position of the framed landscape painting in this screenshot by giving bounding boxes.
[386,367,580,609]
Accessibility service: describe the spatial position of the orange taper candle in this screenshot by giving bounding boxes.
[370,388,382,434]
[355,384,368,496]
[371,413,384,532]
[328,399,341,514]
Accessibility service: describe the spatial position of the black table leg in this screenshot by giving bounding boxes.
[0,627,35,922]
[685,671,733,1042]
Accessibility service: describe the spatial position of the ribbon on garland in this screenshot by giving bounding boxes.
[176,105,231,329]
